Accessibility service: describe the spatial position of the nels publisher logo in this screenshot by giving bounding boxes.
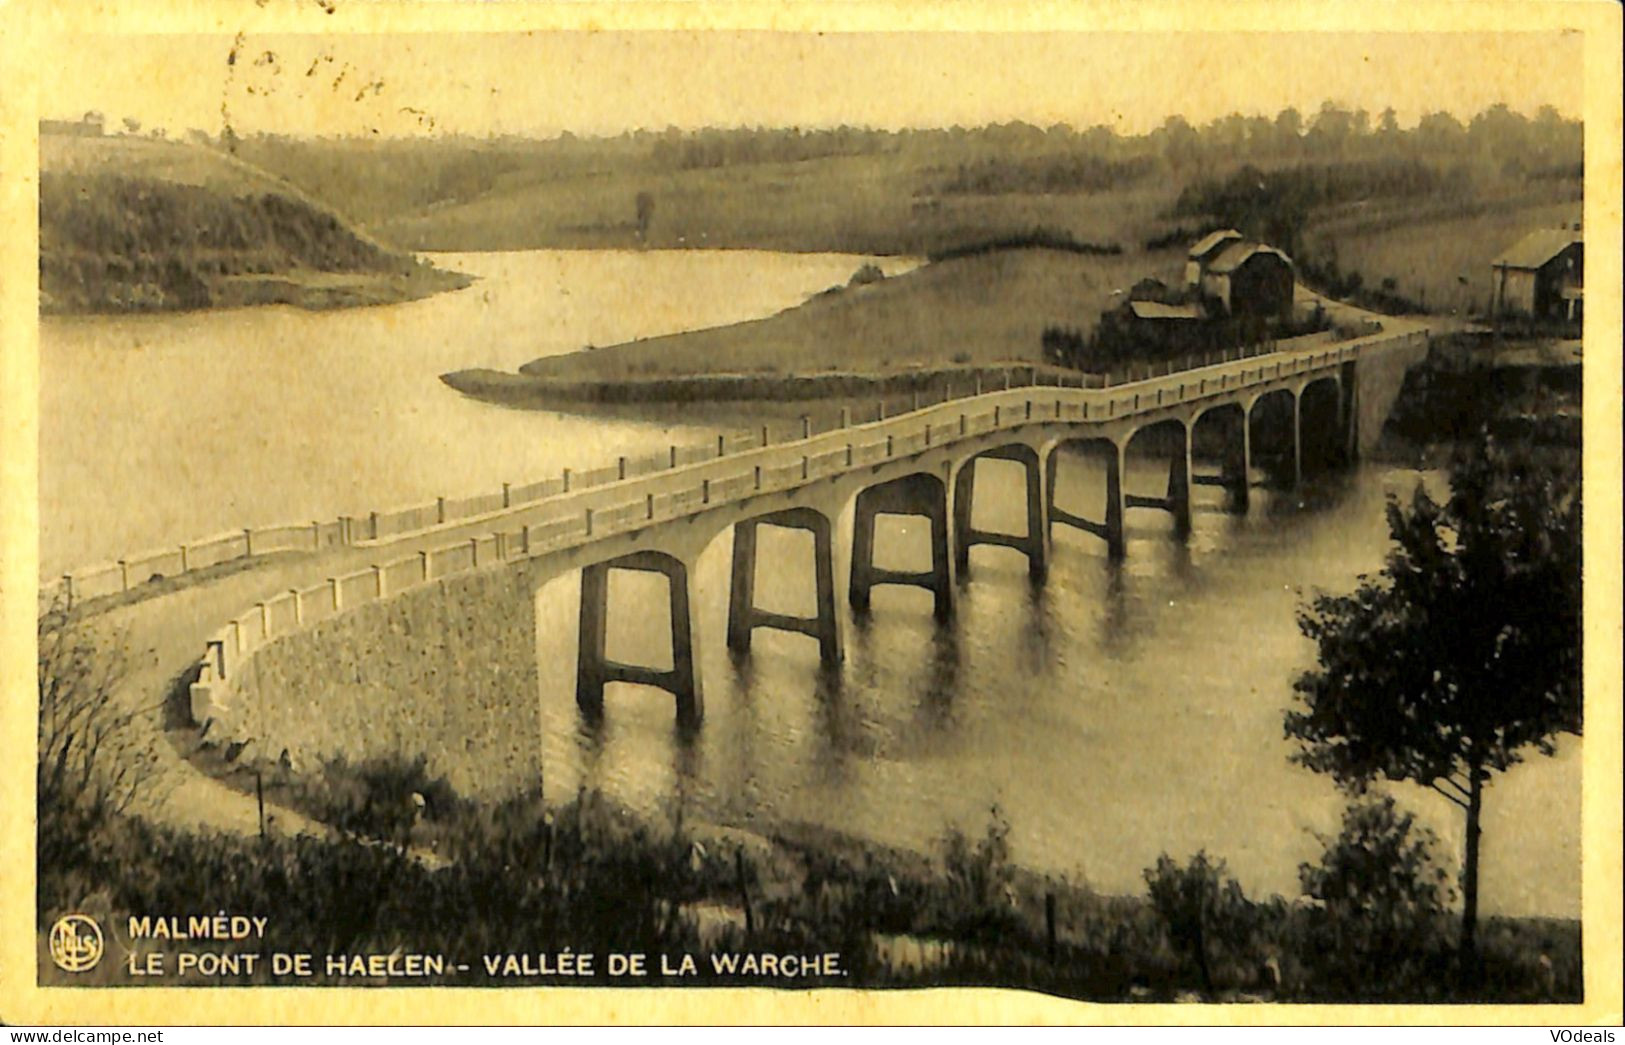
[49,914,104,973]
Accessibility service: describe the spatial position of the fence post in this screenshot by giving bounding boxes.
[258,602,271,639]
[994,405,1001,426]
[886,435,894,457]
[312,521,322,549]
[243,528,254,557]
[370,512,379,541]
[330,577,341,611]
[878,400,887,421]
[846,444,853,467]
[718,434,726,457]
[437,497,447,525]
[61,574,74,607]
[522,525,531,555]
[754,465,762,490]
[496,532,508,559]
[669,445,678,469]
[960,413,967,435]
[840,407,850,428]
[420,550,430,581]
[585,508,594,536]
[180,544,190,571]
[373,565,386,599]
[801,456,809,480]
[761,425,770,447]
[647,493,655,520]
[231,618,243,653]
[502,482,511,508]
[703,479,712,504]
[291,589,303,625]
[471,537,481,567]
[119,560,129,592]
[801,416,812,440]
[974,373,983,395]
[563,468,572,492]
[617,456,627,481]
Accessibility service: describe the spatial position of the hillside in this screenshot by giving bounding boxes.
[39,134,471,314]
[440,246,1174,409]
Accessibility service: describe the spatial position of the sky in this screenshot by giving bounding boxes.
[41,30,1584,140]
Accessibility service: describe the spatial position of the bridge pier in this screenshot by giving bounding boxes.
[849,472,955,620]
[577,550,703,724]
[726,508,842,664]
[1191,405,1252,512]
[1122,422,1192,537]
[952,445,1048,578]
[1048,440,1127,559]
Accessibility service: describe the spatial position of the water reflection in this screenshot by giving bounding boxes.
[532,460,1580,919]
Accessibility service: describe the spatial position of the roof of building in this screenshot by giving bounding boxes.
[1129,300,1206,321]
[1493,228,1582,270]
[1207,242,1292,275]
[1188,229,1243,260]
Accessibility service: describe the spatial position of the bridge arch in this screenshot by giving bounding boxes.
[1247,386,1300,489]
[1046,434,1128,558]
[1189,401,1250,512]
[1121,417,1193,538]
[726,505,842,665]
[849,470,955,621]
[951,443,1048,579]
[575,548,703,725]
[1299,375,1348,476]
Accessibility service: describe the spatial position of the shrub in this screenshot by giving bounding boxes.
[847,263,885,287]
[1143,851,1254,995]
[1298,796,1457,996]
[939,805,1022,941]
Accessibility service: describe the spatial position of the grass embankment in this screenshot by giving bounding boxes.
[39,134,471,314]
[443,247,1174,407]
[41,764,1580,1001]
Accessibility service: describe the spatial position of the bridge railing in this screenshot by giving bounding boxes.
[50,323,1420,614]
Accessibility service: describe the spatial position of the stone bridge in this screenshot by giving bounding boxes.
[182,326,1428,778]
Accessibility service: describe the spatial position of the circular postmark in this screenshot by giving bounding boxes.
[49,914,104,973]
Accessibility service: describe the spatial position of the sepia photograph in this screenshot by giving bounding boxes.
[1,0,1619,1026]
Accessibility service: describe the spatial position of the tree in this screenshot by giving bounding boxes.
[1285,435,1581,969]
[1143,851,1253,996]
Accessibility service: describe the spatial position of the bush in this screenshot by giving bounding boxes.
[939,806,1023,941]
[847,263,885,287]
[1298,796,1457,996]
[1143,851,1254,995]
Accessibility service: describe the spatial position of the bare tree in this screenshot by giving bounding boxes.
[37,596,160,824]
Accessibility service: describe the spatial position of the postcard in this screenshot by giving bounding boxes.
[2,0,1619,1026]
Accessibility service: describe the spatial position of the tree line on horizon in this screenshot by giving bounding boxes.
[215,100,1581,174]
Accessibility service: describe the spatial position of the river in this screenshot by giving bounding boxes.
[39,249,1580,920]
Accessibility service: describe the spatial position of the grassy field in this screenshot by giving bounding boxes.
[39,134,469,314]
[1302,194,1582,316]
[502,247,1174,383]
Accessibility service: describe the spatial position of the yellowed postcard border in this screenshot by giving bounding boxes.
[1,0,1620,1026]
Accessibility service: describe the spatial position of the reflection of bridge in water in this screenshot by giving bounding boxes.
[185,327,1429,759]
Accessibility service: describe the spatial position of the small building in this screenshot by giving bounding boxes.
[1199,241,1294,320]
[1184,228,1243,288]
[1124,300,1208,352]
[1491,226,1582,323]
